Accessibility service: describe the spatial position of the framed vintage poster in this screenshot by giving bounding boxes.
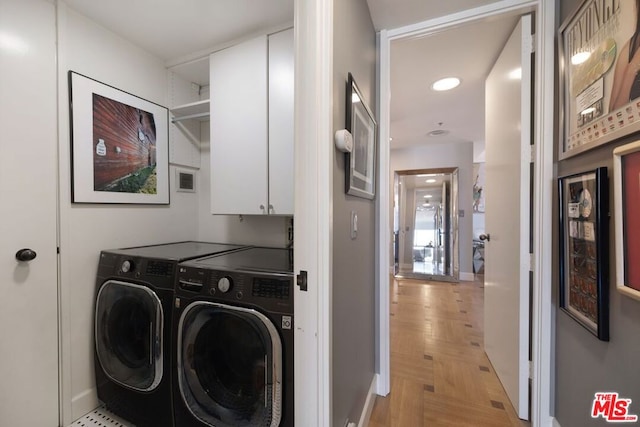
[69,71,169,204]
[558,168,609,340]
[345,72,377,199]
[559,0,640,160]
[613,140,640,301]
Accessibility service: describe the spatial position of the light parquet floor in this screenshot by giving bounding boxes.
[368,276,530,427]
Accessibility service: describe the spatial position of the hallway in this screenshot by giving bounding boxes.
[369,277,529,426]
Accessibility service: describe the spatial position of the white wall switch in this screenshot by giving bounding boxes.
[351,211,358,239]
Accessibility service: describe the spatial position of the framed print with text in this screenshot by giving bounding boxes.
[558,167,609,340]
[559,0,640,159]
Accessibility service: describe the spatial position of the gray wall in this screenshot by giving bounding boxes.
[555,1,640,425]
[332,0,377,425]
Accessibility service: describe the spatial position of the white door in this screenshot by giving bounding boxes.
[0,0,59,426]
[484,15,532,420]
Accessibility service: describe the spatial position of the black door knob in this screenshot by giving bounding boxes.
[479,234,491,242]
[15,248,37,262]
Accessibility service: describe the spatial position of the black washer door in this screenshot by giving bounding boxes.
[95,280,163,391]
[178,302,282,427]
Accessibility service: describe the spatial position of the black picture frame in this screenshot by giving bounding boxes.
[558,167,609,341]
[69,71,169,204]
[345,73,377,199]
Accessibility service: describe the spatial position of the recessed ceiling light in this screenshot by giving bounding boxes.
[423,195,433,198]
[571,51,591,65]
[431,77,461,91]
[426,179,437,183]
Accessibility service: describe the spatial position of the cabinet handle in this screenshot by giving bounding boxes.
[260,204,266,213]
[268,204,274,214]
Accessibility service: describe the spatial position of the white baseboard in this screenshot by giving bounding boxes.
[71,388,99,424]
[358,375,378,427]
[460,272,475,281]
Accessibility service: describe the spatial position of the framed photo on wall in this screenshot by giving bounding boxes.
[558,1,640,159]
[345,72,377,199]
[613,140,640,301]
[69,71,169,204]
[558,167,609,341]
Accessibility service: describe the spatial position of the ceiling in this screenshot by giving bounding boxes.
[388,15,518,150]
[64,0,519,151]
[366,1,520,151]
[63,0,294,63]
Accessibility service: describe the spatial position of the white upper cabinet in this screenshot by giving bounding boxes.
[268,29,295,215]
[210,29,294,215]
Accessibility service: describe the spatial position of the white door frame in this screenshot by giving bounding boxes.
[376,1,556,426]
[293,0,333,426]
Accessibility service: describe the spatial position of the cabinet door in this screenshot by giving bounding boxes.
[268,29,294,215]
[210,36,268,215]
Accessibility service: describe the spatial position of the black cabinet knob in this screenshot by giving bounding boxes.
[15,248,37,262]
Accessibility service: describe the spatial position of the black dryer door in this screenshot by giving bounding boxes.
[95,280,163,391]
[178,301,283,427]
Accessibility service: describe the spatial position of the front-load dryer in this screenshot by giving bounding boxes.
[94,241,246,427]
[173,247,294,427]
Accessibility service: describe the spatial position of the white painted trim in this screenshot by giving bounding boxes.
[531,1,556,426]
[376,1,555,425]
[55,4,74,426]
[70,389,99,423]
[293,0,333,426]
[357,375,378,427]
[386,0,536,39]
[552,417,562,427]
[459,272,475,281]
[376,28,391,396]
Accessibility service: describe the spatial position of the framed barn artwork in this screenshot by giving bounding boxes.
[68,71,169,204]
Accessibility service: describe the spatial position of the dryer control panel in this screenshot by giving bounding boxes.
[177,266,293,314]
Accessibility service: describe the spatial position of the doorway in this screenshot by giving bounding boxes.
[394,168,459,281]
[376,1,556,424]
